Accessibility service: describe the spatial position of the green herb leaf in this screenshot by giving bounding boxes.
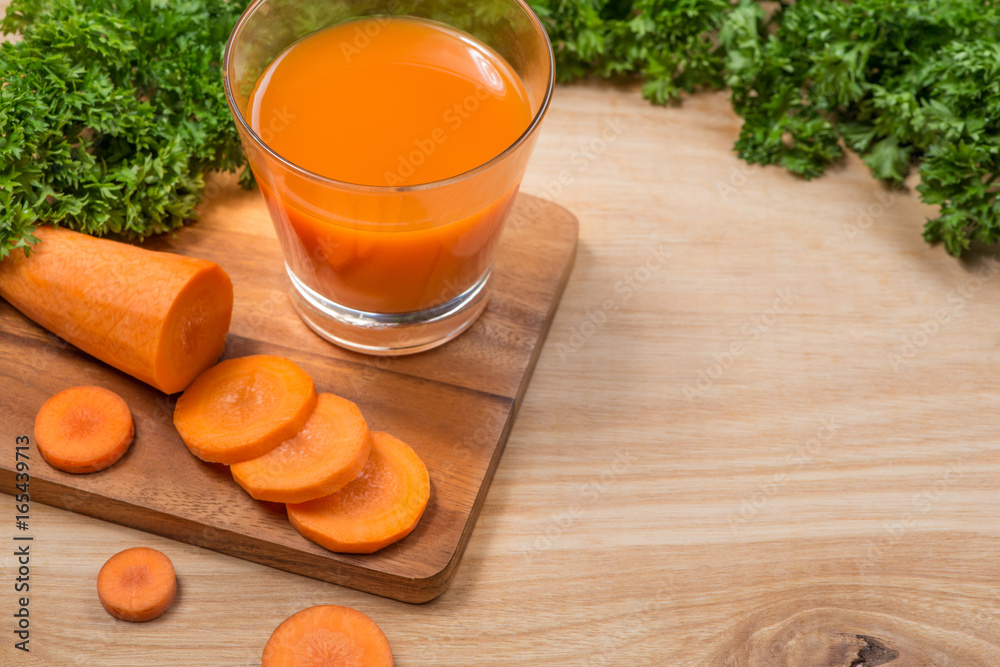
[0,0,247,259]
[5,0,999,258]
[719,0,1000,255]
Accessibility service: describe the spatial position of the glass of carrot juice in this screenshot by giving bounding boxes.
[223,0,554,355]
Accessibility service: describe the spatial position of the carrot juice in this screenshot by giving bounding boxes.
[245,17,534,314]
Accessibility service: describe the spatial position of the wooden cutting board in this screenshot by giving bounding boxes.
[0,187,577,603]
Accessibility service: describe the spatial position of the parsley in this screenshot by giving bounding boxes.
[534,0,1000,256]
[0,0,247,259]
[3,0,998,257]
[721,0,1000,256]
[529,0,729,103]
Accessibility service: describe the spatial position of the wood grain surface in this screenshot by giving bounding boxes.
[0,192,577,603]
[3,34,1000,666]
[0,193,578,602]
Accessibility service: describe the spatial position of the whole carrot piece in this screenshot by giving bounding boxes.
[0,227,233,394]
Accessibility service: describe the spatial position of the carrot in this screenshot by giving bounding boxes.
[287,431,429,554]
[262,605,392,667]
[34,386,134,473]
[231,393,372,503]
[96,547,177,622]
[0,226,233,394]
[173,355,317,464]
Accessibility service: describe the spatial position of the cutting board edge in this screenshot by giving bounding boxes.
[0,192,580,603]
[0,469,458,603]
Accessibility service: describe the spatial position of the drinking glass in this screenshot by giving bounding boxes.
[223,0,554,355]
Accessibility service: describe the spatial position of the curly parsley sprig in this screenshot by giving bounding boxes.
[3,0,998,257]
[721,0,1000,256]
[535,0,1000,256]
[528,0,729,104]
[0,0,247,259]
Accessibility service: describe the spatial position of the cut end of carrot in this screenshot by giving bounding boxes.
[287,431,430,554]
[154,263,233,394]
[231,393,372,504]
[0,226,233,396]
[96,547,176,622]
[34,386,134,474]
[262,605,392,667]
[173,355,316,464]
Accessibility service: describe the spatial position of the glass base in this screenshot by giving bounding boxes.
[287,267,492,356]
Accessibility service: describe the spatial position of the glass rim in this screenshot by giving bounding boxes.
[222,0,555,194]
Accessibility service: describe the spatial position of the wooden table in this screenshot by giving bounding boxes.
[4,65,1000,665]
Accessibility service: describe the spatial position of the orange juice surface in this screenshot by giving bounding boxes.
[247,17,533,313]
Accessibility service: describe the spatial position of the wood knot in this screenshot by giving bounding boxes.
[710,603,1000,666]
[849,634,900,667]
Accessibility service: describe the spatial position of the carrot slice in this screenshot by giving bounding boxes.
[97,547,177,622]
[231,393,372,503]
[262,605,392,667]
[34,386,134,474]
[0,226,233,394]
[287,431,429,554]
[173,355,317,464]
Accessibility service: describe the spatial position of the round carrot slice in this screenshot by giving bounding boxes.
[34,386,134,474]
[262,605,392,667]
[173,355,317,464]
[231,393,372,503]
[97,547,177,622]
[287,432,430,554]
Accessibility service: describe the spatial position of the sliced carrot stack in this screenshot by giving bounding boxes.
[262,605,392,667]
[231,393,372,503]
[34,386,134,473]
[173,355,316,464]
[97,547,177,622]
[287,431,430,554]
